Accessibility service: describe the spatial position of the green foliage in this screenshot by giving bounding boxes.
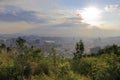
[73,40,84,59]
[98,44,120,56]
[0,43,6,49]
[0,43,6,53]
[16,37,26,48]
[71,53,120,80]
[0,39,119,80]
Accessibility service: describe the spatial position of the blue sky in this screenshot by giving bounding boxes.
[0,0,120,37]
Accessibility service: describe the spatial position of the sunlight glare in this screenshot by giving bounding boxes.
[81,7,102,25]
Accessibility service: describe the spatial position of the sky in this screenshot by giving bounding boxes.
[0,0,120,37]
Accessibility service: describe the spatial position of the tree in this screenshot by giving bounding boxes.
[0,43,6,49]
[98,44,120,56]
[0,43,6,52]
[16,37,26,49]
[16,37,26,80]
[73,40,84,59]
[51,48,57,68]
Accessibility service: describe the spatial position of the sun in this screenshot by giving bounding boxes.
[81,6,102,25]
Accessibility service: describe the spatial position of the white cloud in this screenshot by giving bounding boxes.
[105,4,120,12]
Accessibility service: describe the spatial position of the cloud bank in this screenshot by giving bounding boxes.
[0,5,47,23]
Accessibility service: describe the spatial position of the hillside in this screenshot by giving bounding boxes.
[0,37,119,80]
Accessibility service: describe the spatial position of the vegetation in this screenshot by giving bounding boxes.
[73,40,84,59]
[0,38,119,80]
